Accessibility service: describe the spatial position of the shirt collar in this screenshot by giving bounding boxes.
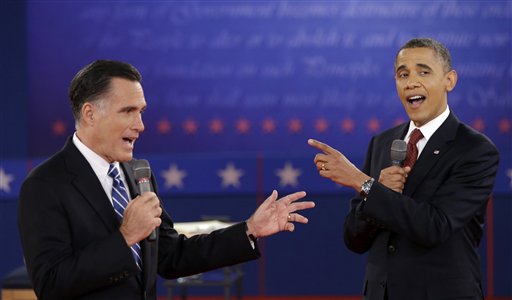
[405,105,450,142]
[72,132,120,178]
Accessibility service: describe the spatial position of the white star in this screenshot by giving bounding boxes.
[0,168,15,193]
[218,162,244,188]
[276,162,302,187]
[160,164,187,189]
[507,168,512,189]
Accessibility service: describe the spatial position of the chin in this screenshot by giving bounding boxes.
[118,154,134,163]
[411,119,427,127]
[405,112,416,121]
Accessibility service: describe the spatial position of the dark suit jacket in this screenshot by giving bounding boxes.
[344,113,499,300]
[18,137,260,300]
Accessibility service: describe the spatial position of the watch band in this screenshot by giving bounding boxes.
[360,177,375,201]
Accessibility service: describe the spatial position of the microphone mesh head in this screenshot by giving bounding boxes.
[390,139,407,162]
[133,159,151,180]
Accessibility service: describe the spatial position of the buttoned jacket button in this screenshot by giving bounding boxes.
[388,245,396,253]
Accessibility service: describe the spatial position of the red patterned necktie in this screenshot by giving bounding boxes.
[403,129,424,169]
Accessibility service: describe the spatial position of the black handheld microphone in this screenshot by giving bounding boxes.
[133,159,156,241]
[390,139,407,166]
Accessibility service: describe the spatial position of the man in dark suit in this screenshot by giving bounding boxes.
[18,60,315,300]
[308,38,499,299]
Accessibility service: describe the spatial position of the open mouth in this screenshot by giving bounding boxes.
[407,95,426,107]
[123,137,135,146]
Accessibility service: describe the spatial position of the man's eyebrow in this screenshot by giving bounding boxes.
[395,63,433,73]
[396,65,407,73]
[118,105,138,112]
[416,63,433,71]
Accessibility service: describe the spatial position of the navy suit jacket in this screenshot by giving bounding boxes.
[344,113,499,300]
[18,137,260,300]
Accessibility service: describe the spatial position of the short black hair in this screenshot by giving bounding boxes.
[69,60,142,121]
[396,38,452,73]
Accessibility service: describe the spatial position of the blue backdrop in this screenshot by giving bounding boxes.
[1,0,511,298]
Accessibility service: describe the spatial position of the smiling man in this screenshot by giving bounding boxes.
[308,38,499,299]
[18,60,315,300]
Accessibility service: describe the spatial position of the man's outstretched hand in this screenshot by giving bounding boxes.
[246,190,315,238]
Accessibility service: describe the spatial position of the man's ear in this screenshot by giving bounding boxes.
[81,102,95,125]
[445,69,458,92]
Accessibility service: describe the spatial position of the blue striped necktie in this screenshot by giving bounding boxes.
[108,164,142,270]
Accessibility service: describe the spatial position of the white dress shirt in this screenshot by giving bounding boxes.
[404,106,450,158]
[72,132,130,205]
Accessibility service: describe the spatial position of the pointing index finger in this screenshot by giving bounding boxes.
[308,139,337,155]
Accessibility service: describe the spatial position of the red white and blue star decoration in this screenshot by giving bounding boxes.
[4,153,510,201]
[0,168,15,193]
[2,114,510,201]
[45,116,512,138]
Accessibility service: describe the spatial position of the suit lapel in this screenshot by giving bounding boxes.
[404,113,459,196]
[63,138,152,290]
[62,138,119,231]
[121,161,140,199]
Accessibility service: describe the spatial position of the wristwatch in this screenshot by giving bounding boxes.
[360,177,375,201]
